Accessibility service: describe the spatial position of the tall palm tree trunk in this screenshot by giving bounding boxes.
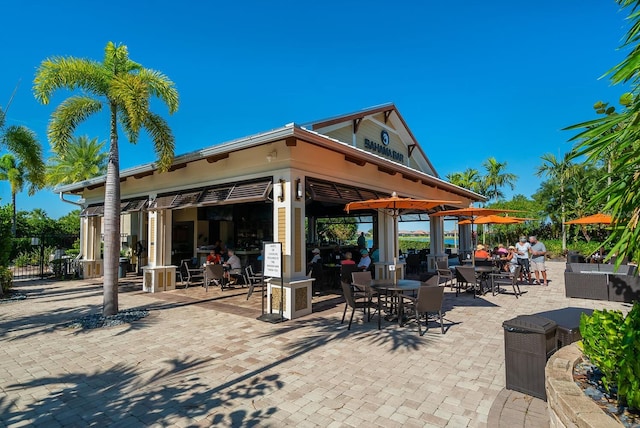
[103,105,121,315]
[11,191,16,236]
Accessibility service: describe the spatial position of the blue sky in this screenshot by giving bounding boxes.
[0,0,632,221]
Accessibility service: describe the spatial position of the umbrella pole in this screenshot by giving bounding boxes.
[393,213,398,285]
[472,220,476,267]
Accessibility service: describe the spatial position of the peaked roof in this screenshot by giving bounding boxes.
[305,103,438,177]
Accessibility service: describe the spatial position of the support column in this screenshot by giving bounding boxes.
[80,216,102,278]
[267,172,312,319]
[373,211,403,280]
[143,209,176,293]
[428,216,447,272]
[459,223,473,261]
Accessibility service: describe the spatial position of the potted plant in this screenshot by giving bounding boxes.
[578,302,640,421]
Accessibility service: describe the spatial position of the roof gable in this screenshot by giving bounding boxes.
[307,104,438,177]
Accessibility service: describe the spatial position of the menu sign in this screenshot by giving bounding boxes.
[263,242,282,278]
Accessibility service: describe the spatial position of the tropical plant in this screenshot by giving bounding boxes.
[535,153,577,252]
[446,168,486,195]
[0,266,12,298]
[46,135,108,186]
[565,0,640,266]
[580,309,625,394]
[482,157,517,202]
[33,41,179,315]
[0,154,25,236]
[0,107,45,202]
[580,303,640,409]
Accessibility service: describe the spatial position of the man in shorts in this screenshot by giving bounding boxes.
[529,235,548,286]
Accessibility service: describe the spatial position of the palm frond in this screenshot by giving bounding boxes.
[143,112,175,172]
[1,125,45,193]
[48,96,103,151]
[138,68,179,114]
[110,74,149,135]
[33,57,106,104]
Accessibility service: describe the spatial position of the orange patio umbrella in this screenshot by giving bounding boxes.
[345,192,460,281]
[430,207,524,265]
[564,213,612,225]
[458,214,524,225]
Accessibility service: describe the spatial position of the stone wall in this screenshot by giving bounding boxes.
[545,343,621,428]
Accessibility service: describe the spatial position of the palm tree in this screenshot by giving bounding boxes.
[0,107,45,216]
[46,135,108,186]
[446,168,486,195]
[482,157,517,202]
[535,153,576,252]
[0,154,25,236]
[33,42,179,316]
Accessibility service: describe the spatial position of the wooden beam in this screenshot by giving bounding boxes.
[87,183,102,190]
[133,170,154,179]
[384,110,392,123]
[402,173,419,182]
[408,143,417,158]
[285,137,297,146]
[168,163,187,172]
[345,155,366,166]
[353,118,362,133]
[378,165,397,176]
[206,153,229,163]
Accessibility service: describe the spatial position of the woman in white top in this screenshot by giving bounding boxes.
[515,236,532,283]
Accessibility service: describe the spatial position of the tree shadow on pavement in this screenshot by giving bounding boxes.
[0,356,280,427]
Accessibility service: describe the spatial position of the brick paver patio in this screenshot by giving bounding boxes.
[0,261,631,427]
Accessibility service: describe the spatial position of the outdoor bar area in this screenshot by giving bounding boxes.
[58,104,485,319]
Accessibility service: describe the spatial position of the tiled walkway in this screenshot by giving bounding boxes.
[0,261,632,427]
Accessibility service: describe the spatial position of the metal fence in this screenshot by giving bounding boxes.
[10,233,81,281]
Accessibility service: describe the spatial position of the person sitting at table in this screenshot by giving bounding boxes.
[496,243,508,256]
[357,249,371,271]
[223,248,242,285]
[206,249,221,265]
[341,251,356,265]
[370,245,380,263]
[474,244,491,259]
[504,245,518,273]
[308,248,322,265]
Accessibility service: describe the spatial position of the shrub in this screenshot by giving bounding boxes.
[580,302,640,409]
[0,266,13,296]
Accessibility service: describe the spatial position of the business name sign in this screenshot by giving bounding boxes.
[364,130,404,162]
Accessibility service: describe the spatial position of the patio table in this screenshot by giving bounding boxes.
[475,265,496,295]
[371,279,421,329]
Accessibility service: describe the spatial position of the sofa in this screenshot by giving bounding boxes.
[564,263,640,303]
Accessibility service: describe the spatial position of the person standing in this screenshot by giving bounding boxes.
[515,236,532,283]
[357,232,366,249]
[529,235,548,286]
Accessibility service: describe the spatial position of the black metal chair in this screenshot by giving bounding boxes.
[181,259,204,288]
[402,284,446,335]
[341,281,375,330]
[244,265,263,300]
[204,264,225,291]
[491,265,522,298]
[455,265,480,298]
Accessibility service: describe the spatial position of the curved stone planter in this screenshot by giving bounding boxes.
[545,343,622,428]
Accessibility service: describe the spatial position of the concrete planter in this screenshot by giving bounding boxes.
[545,343,622,428]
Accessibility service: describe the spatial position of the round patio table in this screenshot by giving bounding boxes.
[475,265,497,295]
[371,279,421,329]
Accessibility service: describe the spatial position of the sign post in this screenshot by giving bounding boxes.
[258,242,285,323]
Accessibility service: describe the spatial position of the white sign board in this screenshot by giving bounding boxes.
[263,242,282,278]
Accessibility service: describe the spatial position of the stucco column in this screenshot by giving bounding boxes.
[268,172,312,319]
[459,223,473,260]
[429,215,445,255]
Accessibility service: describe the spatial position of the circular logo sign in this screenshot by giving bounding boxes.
[381,130,390,146]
